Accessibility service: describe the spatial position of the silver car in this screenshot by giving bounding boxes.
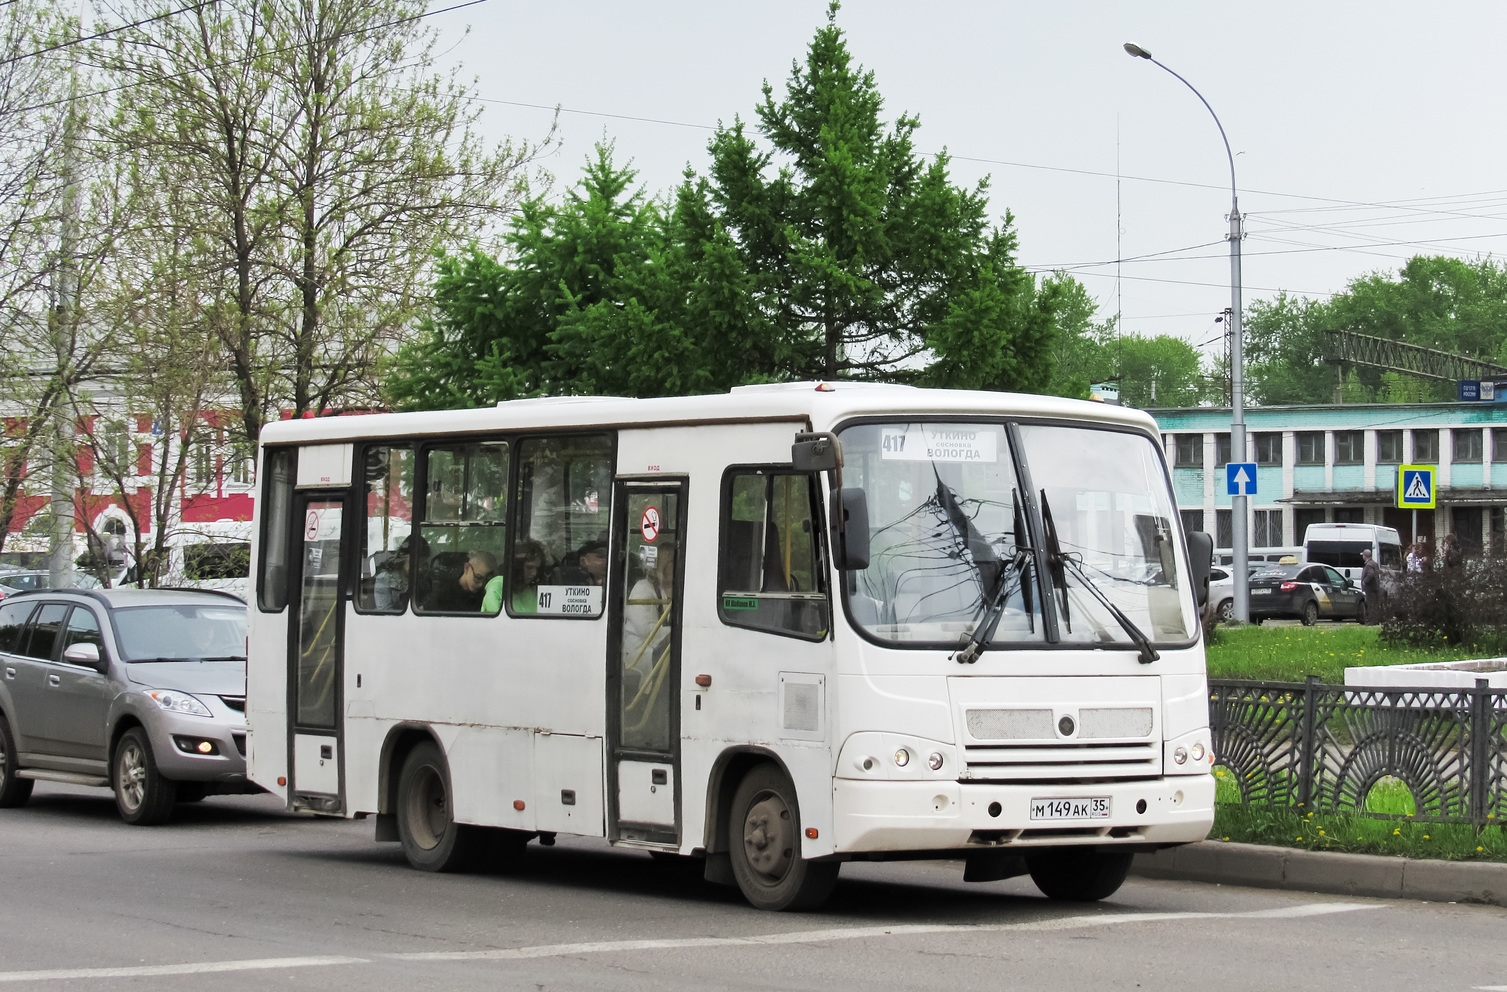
[0,588,252,824]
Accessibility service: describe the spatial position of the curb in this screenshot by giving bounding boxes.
[1131,840,1507,906]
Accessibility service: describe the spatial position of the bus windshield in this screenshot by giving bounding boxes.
[841,421,1194,649]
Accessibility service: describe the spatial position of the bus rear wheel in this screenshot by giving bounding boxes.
[396,741,483,872]
[1026,849,1133,901]
[728,764,838,911]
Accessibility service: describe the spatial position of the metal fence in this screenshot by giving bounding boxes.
[1210,677,1507,826]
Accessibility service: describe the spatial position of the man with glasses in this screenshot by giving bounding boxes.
[430,550,502,613]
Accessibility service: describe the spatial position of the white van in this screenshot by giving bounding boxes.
[1301,523,1404,583]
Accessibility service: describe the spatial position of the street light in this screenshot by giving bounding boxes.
[1125,42,1250,622]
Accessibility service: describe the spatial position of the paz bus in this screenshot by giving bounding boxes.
[244,383,1217,911]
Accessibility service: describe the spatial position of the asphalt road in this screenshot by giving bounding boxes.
[2,783,1504,992]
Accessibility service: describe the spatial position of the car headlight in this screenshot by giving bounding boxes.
[145,689,213,718]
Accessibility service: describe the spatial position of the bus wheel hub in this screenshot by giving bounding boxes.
[743,796,793,877]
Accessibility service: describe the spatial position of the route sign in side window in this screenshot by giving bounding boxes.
[513,434,613,619]
[718,469,829,640]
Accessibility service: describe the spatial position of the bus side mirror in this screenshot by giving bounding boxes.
[792,432,840,473]
[831,488,870,570]
[1186,530,1213,607]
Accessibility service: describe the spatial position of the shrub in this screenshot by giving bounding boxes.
[1381,556,1507,650]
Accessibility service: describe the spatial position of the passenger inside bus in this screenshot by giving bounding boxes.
[372,534,429,611]
[510,539,547,614]
[554,539,608,587]
[426,550,501,613]
[623,540,675,677]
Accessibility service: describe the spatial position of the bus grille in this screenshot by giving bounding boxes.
[961,741,1160,782]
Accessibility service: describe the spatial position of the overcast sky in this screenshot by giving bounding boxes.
[429,1,1507,360]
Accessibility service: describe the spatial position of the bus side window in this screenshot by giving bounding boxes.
[257,448,296,612]
[513,434,613,619]
[718,468,828,640]
[414,441,510,615]
[356,445,416,613]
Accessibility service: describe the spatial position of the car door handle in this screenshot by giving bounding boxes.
[4,667,13,679]
[47,674,60,687]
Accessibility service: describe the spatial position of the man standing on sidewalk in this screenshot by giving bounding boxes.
[1360,548,1382,624]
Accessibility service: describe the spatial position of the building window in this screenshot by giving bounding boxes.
[1334,431,1362,465]
[1216,509,1232,549]
[1453,428,1483,463]
[192,439,214,484]
[1334,506,1364,523]
[1253,509,1283,548]
[1215,434,1231,467]
[1412,430,1439,463]
[1294,507,1325,542]
[1253,433,1281,466]
[1376,430,1403,464]
[1494,428,1507,463]
[1173,434,1201,468]
[229,443,254,485]
[1179,509,1204,535]
[1295,432,1323,466]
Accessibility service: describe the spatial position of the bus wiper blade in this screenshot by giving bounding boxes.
[1040,492,1160,664]
[953,548,1028,664]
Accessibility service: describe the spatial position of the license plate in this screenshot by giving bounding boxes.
[1251,588,1271,595]
[1029,796,1111,820]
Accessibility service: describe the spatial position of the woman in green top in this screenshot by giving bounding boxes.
[502,539,547,614]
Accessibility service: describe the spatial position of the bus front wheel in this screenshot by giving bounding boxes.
[1025,849,1133,901]
[727,764,839,911]
[396,741,483,872]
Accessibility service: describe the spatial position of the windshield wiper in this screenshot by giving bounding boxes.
[934,475,1033,664]
[1040,491,1160,664]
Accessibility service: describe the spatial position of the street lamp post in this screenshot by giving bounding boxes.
[1124,42,1249,622]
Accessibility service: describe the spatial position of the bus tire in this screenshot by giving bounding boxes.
[0,714,33,808]
[1025,849,1133,901]
[113,727,178,825]
[728,764,838,911]
[396,741,483,873]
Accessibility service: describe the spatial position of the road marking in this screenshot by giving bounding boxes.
[0,956,366,983]
[390,901,1381,962]
[0,902,1379,981]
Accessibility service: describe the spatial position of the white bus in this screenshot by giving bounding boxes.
[245,383,1217,910]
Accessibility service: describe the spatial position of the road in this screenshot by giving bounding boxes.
[2,783,1503,991]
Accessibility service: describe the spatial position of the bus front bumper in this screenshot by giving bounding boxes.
[830,775,1215,853]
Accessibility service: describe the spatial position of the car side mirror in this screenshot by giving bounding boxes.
[1185,530,1213,607]
[63,642,103,669]
[792,432,841,473]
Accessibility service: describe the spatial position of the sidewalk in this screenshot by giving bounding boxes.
[1132,840,1507,907]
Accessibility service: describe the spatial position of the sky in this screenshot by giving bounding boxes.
[426,1,1507,362]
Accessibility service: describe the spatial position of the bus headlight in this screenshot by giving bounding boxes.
[1191,743,1206,762]
[927,752,944,771]
[1173,747,1188,765]
[894,748,910,767]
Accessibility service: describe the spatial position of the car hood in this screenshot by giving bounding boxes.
[125,661,245,696]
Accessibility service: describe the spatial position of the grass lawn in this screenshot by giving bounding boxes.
[1203,622,1504,682]
[1211,766,1507,861]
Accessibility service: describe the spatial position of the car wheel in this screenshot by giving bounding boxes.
[1026,849,1134,901]
[0,713,33,808]
[728,763,839,911]
[396,740,484,872]
[1216,599,1234,624]
[1301,600,1319,626]
[113,727,178,825]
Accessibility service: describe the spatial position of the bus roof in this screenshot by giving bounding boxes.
[258,382,1159,445]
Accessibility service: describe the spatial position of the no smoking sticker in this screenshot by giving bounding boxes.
[641,506,660,543]
[305,510,320,541]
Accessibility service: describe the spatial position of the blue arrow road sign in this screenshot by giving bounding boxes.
[1226,462,1258,496]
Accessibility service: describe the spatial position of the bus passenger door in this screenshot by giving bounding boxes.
[288,492,347,813]
[607,481,684,847]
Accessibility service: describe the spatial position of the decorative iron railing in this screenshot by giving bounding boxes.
[1210,677,1507,826]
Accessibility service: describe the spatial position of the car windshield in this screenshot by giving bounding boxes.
[113,605,247,662]
[840,421,1194,648]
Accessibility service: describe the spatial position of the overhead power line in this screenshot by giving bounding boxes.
[0,2,209,68]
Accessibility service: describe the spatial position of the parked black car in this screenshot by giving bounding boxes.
[1247,563,1365,625]
[0,588,253,824]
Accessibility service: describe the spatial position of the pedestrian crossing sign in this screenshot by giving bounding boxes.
[1397,464,1436,509]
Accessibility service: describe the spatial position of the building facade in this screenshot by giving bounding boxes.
[1149,402,1507,555]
